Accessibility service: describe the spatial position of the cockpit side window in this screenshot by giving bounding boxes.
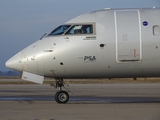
[65,24,93,35]
[48,25,71,35]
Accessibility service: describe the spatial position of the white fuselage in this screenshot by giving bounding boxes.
[6,8,160,81]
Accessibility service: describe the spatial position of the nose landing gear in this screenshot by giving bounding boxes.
[51,78,69,104]
[55,90,69,103]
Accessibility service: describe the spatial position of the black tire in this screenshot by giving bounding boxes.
[55,91,60,103]
[55,91,69,104]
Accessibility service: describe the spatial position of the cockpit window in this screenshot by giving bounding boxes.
[49,25,71,35]
[65,25,93,35]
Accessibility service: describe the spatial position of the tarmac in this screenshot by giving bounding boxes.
[0,83,160,120]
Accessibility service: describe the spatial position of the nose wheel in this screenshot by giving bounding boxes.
[52,78,70,104]
[55,91,69,103]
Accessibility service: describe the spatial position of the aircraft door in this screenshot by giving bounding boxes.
[115,10,142,62]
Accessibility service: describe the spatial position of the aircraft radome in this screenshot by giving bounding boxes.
[6,7,160,103]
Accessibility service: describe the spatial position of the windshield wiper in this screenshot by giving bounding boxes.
[40,33,47,40]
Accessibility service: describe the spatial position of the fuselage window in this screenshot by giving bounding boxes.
[65,25,93,35]
[153,25,160,36]
[49,25,71,35]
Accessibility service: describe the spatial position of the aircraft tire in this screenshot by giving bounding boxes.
[55,91,69,104]
[55,91,60,103]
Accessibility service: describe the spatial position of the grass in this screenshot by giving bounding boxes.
[0,76,160,84]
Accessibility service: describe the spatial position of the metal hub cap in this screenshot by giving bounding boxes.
[59,93,67,102]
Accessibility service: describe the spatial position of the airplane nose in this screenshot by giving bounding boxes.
[5,51,22,71]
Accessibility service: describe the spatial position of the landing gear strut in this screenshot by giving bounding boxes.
[51,78,69,104]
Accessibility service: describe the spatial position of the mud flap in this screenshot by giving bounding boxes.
[22,71,44,84]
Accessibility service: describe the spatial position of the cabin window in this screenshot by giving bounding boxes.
[49,25,71,35]
[65,24,93,35]
[153,25,160,36]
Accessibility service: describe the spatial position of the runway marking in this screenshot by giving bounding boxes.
[0,96,160,103]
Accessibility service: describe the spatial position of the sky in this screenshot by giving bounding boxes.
[0,0,160,71]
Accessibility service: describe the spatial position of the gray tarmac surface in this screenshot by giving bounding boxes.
[0,83,160,120]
